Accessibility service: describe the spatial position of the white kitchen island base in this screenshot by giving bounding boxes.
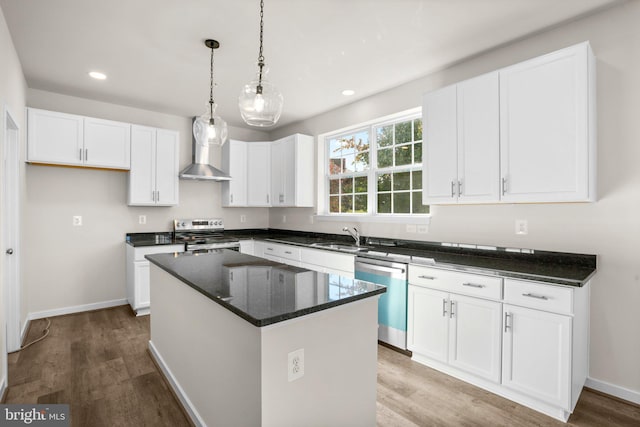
[148,263,380,427]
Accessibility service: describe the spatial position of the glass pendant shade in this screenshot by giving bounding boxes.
[193,103,228,146]
[238,67,283,127]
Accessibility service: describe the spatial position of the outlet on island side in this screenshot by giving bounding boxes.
[288,348,304,382]
[515,219,528,235]
[73,215,82,226]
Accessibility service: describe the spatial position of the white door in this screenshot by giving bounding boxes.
[448,294,502,382]
[155,129,179,205]
[407,285,449,362]
[247,142,271,206]
[83,117,131,169]
[457,72,500,203]
[422,84,458,204]
[3,108,21,352]
[502,304,572,409]
[499,43,589,202]
[129,125,156,205]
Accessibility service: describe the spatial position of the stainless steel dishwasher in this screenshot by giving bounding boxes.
[355,256,408,350]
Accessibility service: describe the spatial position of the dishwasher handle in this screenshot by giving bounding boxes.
[355,260,406,278]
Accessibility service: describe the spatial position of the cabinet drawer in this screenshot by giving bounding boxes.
[132,244,184,261]
[504,279,573,314]
[409,265,502,300]
[300,248,355,274]
[263,243,301,261]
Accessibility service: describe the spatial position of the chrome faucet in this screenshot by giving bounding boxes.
[342,227,360,246]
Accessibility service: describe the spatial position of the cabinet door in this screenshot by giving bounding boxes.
[422,85,458,204]
[281,137,297,206]
[27,108,84,166]
[133,260,151,310]
[270,139,285,206]
[222,140,247,206]
[457,72,500,203]
[448,294,502,382]
[247,142,271,206]
[502,304,571,409]
[500,43,591,202]
[155,129,179,205]
[129,125,156,205]
[84,117,131,169]
[407,285,449,362]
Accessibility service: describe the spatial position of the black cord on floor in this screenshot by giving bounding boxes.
[8,318,51,354]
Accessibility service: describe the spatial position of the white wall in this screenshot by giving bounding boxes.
[0,5,27,394]
[268,2,640,399]
[24,89,270,316]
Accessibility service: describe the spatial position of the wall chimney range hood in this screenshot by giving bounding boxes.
[179,118,231,181]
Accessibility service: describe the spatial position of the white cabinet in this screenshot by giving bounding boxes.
[221,139,248,206]
[27,108,131,170]
[128,125,179,206]
[125,243,184,315]
[247,142,271,206]
[407,286,449,362]
[422,72,500,204]
[270,134,314,207]
[499,42,595,202]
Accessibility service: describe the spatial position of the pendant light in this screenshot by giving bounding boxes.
[193,39,228,146]
[238,0,283,127]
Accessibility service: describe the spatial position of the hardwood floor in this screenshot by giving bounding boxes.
[4,306,640,426]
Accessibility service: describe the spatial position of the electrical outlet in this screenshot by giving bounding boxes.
[406,224,417,233]
[288,348,304,382]
[139,215,146,225]
[515,219,528,235]
[309,215,314,224]
[73,216,82,226]
[282,215,287,224]
[240,215,247,223]
[417,225,428,234]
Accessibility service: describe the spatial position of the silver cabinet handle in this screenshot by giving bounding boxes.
[522,293,549,300]
[267,194,270,203]
[284,251,292,255]
[462,282,485,288]
[501,177,507,195]
[457,180,462,197]
[79,148,83,161]
[85,148,88,162]
[504,312,511,333]
[151,191,155,202]
[230,271,233,280]
[449,300,455,318]
[6,248,14,255]
[451,181,455,197]
[156,190,159,202]
[266,247,274,251]
[442,299,448,317]
[418,275,436,280]
[230,194,233,203]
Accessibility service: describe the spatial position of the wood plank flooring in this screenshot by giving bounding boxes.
[4,305,640,426]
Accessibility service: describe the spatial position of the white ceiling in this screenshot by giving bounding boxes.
[0,0,621,130]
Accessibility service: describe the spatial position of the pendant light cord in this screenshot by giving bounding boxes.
[209,43,215,121]
[257,0,265,93]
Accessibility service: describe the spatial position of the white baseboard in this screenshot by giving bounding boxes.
[28,298,128,321]
[20,317,30,345]
[585,377,640,405]
[148,340,206,427]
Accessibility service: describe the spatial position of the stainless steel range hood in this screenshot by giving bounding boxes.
[179,119,231,181]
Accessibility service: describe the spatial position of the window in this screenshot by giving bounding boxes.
[323,110,428,217]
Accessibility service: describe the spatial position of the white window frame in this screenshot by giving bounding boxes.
[316,107,431,224]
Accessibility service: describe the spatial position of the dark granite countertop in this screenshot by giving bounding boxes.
[126,232,179,247]
[146,250,386,327]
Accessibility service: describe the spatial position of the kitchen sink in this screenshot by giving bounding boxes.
[310,242,369,253]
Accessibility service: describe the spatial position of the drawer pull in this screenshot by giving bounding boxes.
[442,299,448,317]
[449,301,455,318]
[504,312,511,333]
[284,251,292,255]
[522,293,549,300]
[266,247,274,251]
[418,275,436,280]
[462,282,485,288]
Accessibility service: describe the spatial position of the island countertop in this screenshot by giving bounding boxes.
[146,250,386,327]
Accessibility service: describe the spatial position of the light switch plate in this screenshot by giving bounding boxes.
[515,219,528,235]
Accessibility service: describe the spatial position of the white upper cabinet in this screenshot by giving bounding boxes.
[271,134,314,207]
[222,139,248,207]
[27,108,131,170]
[422,42,595,204]
[500,42,595,202]
[247,142,271,206]
[422,72,500,204]
[128,125,179,206]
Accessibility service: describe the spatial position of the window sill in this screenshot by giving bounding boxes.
[314,214,431,224]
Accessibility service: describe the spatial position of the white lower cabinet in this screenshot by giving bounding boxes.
[408,265,589,422]
[125,243,184,315]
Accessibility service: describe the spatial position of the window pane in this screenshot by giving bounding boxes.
[393,192,411,213]
[395,121,412,144]
[378,148,393,168]
[414,142,422,164]
[377,125,393,148]
[354,195,367,213]
[412,170,422,190]
[329,157,343,174]
[340,195,353,213]
[395,145,412,166]
[355,131,370,151]
[353,150,369,172]
[412,191,429,214]
[354,176,368,193]
[329,196,340,213]
[377,173,391,192]
[329,179,340,194]
[341,177,353,194]
[413,118,422,141]
[393,171,410,191]
[378,193,391,213]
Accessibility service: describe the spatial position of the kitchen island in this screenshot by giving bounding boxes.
[146,250,386,427]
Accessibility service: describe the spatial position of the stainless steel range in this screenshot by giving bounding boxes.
[174,218,240,252]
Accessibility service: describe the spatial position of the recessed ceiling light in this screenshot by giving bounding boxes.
[89,71,107,80]
[342,89,355,96]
